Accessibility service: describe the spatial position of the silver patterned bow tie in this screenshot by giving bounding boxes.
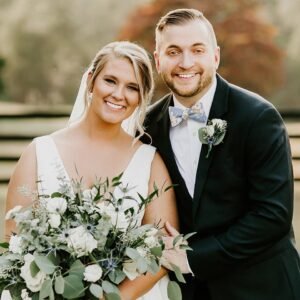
[168,102,207,127]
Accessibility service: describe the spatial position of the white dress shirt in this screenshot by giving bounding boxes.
[169,77,217,197]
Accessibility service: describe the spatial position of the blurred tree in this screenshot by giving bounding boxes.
[0,0,148,104]
[264,0,300,109]
[119,0,284,101]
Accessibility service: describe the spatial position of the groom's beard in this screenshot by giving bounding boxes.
[161,72,213,99]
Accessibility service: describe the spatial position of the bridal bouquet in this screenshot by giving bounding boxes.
[0,175,186,300]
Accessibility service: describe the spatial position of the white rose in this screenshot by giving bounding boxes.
[9,235,24,255]
[82,188,98,202]
[20,254,47,292]
[83,264,103,282]
[46,197,67,214]
[67,226,97,257]
[1,290,12,300]
[123,260,139,280]
[21,289,32,300]
[5,205,22,220]
[48,213,61,228]
[206,125,215,136]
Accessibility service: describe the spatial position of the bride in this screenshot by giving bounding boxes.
[5,41,179,299]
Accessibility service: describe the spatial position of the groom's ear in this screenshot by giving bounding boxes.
[154,51,160,74]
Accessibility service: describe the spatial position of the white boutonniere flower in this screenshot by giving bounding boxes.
[198,118,227,158]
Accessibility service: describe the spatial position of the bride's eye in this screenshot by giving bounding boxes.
[104,78,116,85]
[128,85,139,92]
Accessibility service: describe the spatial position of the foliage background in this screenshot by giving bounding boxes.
[0,0,299,109]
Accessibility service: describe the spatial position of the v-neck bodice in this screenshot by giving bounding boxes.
[35,135,156,222]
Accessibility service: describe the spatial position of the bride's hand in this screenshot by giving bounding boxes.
[162,222,191,274]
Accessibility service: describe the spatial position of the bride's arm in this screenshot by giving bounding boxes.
[5,141,37,239]
[118,152,179,300]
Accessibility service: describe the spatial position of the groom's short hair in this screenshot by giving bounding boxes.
[155,8,218,50]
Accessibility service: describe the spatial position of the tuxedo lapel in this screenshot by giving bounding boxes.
[193,75,230,217]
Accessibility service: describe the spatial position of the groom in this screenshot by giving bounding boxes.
[141,8,300,300]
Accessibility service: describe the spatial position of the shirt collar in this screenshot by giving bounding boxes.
[173,76,217,117]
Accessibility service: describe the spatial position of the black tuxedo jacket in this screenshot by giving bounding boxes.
[141,75,300,300]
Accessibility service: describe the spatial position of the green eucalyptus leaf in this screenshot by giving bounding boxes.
[108,269,126,284]
[89,283,103,298]
[34,254,56,275]
[198,128,208,144]
[167,281,182,300]
[125,247,140,260]
[0,242,9,249]
[213,131,226,145]
[69,259,85,279]
[105,293,121,300]
[170,263,186,283]
[62,275,85,299]
[54,275,64,294]
[150,246,162,257]
[148,259,160,274]
[0,257,12,269]
[51,192,62,198]
[137,257,148,273]
[47,251,60,266]
[183,232,197,241]
[102,280,119,295]
[179,244,193,251]
[30,260,40,277]
[173,234,183,247]
[39,279,52,299]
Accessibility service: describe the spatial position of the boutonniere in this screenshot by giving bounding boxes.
[198,118,227,158]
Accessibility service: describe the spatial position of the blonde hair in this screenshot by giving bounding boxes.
[155,8,218,50]
[85,41,154,138]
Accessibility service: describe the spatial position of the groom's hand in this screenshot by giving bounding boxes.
[162,222,191,274]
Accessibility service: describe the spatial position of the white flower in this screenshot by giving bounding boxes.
[97,202,128,231]
[67,226,97,257]
[146,228,158,237]
[46,197,67,214]
[30,219,40,227]
[211,118,224,127]
[5,205,22,220]
[83,264,103,282]
[48,213,61,228]
[21,289,32,300]
[136,246,148,258]
[1,290,12,300]
[9,235,24,255]
[14,210,32,223]
[82,187,98,202]
[144,236,159,248]
[206,125,215,136]
[123,260,139,280]
[20,254,47,292]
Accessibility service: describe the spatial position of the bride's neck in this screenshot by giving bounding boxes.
[77,114,124,142]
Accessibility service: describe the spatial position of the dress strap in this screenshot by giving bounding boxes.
[118,144,156,199]
[35,135,69,196]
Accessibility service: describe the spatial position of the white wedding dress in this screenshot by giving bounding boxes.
[35,135,170,300]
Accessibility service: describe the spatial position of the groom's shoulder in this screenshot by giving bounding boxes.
[228,81,277,114]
